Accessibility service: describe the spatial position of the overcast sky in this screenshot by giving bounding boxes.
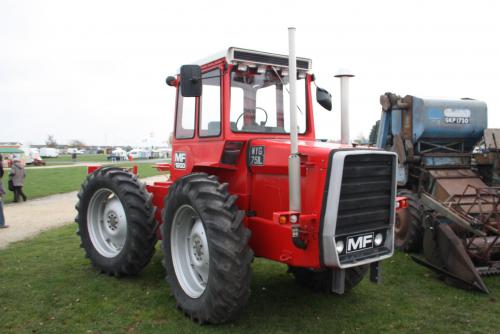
[1,0,499,147]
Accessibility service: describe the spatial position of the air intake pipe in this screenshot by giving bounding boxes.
[335,69,355,145]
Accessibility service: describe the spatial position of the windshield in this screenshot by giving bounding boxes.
[230,68,307,133]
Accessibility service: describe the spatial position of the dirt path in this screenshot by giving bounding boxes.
[0,175,167,250]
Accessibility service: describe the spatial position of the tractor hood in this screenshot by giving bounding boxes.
[245,137,397,269]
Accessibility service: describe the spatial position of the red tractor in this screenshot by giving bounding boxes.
[76,29,405,324]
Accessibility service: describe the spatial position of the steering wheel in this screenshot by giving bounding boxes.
[235,107,269,130]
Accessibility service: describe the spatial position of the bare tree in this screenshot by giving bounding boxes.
[369,120,380,145]
[46,135,58,148]
[167,132,174,147]
[353,133,368,145]
[69,139,85,149]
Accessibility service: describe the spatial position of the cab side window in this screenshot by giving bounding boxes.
[199,69,221,137]
[175,86,196,139]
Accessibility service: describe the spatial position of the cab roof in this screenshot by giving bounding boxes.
[178,47,312,73]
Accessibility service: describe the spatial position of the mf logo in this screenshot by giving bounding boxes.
[346,233,374,253]
[174,152,186,169]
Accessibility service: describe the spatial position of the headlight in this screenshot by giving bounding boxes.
[374,233,384,246]
[336,240,344,253]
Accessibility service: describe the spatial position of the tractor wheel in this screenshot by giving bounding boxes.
[395,189,423,252]
[289,265,369,293]
[75,167,156,276]
[161,173,253,324]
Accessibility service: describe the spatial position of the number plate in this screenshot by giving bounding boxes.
[444,117,470,124]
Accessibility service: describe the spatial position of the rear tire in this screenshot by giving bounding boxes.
[289,265,369,293]
[395,189,423,252]
[162,173,253,324]
[75,167,157,276]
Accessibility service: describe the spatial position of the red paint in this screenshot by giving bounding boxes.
[155,163,171,172]
[396,196,408,211]
[147,181,172,239]
[87,165,102,174]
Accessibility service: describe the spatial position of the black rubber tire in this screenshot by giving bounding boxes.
[395,189,423,252]
[75,167,157,276]
[162,173,253,324]
[289,265,369,293]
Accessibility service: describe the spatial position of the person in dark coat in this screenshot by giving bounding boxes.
[0,154,4,179]
[0,154,8,228]
[9,158,27,202]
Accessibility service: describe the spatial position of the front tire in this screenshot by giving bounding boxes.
[162,173,253,324]
[75,167,157,276]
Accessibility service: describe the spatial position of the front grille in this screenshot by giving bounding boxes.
[335,154,394,237]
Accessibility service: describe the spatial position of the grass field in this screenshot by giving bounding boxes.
[1,164,164,204]
[0,224,498,334]
[43,154,166,165]
[43,154,110,165]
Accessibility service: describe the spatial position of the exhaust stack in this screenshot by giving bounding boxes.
[335,69,355,145]
[288,27,306,249]
[288,27,301,213]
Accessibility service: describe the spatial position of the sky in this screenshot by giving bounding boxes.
[1,0,499,147]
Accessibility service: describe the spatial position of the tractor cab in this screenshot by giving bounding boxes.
[166,47,331,180]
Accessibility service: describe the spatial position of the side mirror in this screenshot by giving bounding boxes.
[166,76,177,87]
[180,65,202,97]
[316,87,332,111]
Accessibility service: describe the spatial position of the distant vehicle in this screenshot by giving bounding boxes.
[108,148,128,161]
[67,148,85,155]
[22,147,46,165]
[40,147,59,158]
[128,148,151,160]
[153,148,171,159]
[31,158,46,166]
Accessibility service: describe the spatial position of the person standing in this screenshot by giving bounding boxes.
[0,154,4,179]
[0,154,8,228]
[9,158,27,202]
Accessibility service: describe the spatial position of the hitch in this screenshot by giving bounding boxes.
[292,224,307,249]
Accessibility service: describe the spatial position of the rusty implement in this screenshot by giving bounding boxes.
[415,186,500,293]
[412,223,489,293]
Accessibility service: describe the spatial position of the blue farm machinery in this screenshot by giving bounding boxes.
[376,93,500,293]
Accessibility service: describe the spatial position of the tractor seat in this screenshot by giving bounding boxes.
[205,121,220,136]
[230,121,237,132]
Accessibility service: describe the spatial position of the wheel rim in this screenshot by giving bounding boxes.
[395,208,410,247]
[171,204,209,298]
[87,188,127,258]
